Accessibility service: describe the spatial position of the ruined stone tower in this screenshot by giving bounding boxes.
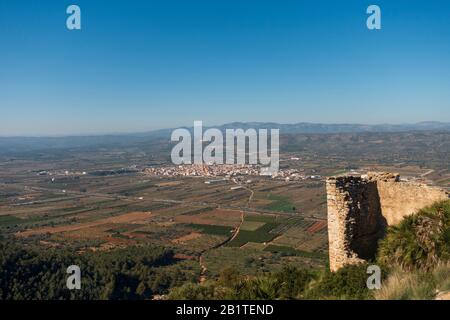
[326,172,449,272]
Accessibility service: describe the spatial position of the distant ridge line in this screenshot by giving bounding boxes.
[1,121,450,139]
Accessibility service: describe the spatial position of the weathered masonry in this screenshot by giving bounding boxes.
[326,172,449,272]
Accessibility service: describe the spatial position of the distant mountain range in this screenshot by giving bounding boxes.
[1,121,449,154]
[158,121,450,135]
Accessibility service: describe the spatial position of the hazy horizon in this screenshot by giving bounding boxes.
[0,120,449,138]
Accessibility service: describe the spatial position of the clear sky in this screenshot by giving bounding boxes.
[1,0,450,136]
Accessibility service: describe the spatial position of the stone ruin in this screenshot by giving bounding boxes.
[326,172,449,271]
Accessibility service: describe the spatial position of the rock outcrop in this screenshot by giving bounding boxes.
[326,172,449,271]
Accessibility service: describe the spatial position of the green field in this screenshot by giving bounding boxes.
[263,194,296,213]
[184,223,234,236]
[240,220,266,231]
[263,244,328,260]
[0,215,23,227]
[179,207,215,216]
[203,246,270,275]
[227,222,279,247]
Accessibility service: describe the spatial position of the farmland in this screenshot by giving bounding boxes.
[1,130,449,296]
[0,158,330,280]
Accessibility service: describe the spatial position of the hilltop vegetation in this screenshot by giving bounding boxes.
[0,241,198,300]
[0,200,449,300]
[374,200,450,299]
[169,200,450,300]
[378,200,450,271]
[169,264,372,300]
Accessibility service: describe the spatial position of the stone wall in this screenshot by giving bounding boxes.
[327,172,449,272]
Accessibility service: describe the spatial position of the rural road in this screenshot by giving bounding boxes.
[197,179,252,282]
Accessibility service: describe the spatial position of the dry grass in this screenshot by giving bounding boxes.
[375,269,436,300]
[377,264,450,300]
[432,263,450,292]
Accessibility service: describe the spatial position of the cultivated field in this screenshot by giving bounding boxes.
[1,131,448,280]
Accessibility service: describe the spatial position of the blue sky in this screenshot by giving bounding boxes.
[1,0,450,136]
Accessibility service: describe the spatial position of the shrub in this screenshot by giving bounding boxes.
[272,266,317,299]
[168,265,317,300]
[168,282,233,300]
[305,264,372,300]
[378,200,450,271]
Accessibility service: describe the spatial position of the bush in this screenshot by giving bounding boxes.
[378,200,450,271]
[305,264,372,300]
[168,282,233,300]
[272,266,317,299]
[168,265,317,300]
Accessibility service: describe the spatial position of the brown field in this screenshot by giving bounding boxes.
[306,220,327,234]
[296,233,328,252]
[62,224,117,239]
[174,209,242,226]
[155,181,183,187]
[177,234,229,252]
[15,211,154,237]
[171,232,202,244]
